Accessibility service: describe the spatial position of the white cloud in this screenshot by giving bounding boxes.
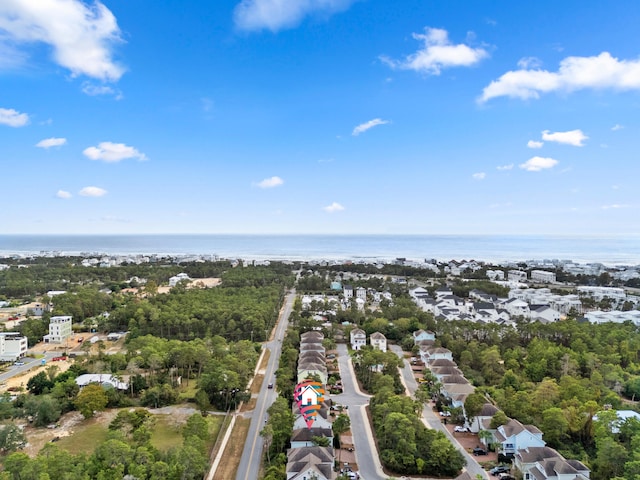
[255,176,284,188]
[323,202,345,213]
[480,52,640,102]
[527,140,543,149]
[519,156,559,172]
[0,0,125,81]
[0,107,29,127]
[380,27,488,75]
[55,190,71,199]
[234,0,355,32]
[472,172,486,180]
[497,164,514,171]
[352,118,389,136]
[83,142,147,163]
[79,186,107,197]
[517,56,542,69]
[542,129,588,147]
[601,204,630,210]
[611,124,624,131]
[82,82,122,99]
[36,137,66,148]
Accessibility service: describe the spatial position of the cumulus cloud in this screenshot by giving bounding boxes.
[79,186,107,197]
[611,124,624,131]
[352,118,389,136]
[527,140,543,149]
[480,52,640,102]
[36,137,66,148]
[0,0,125,81]
[83,142,147,162]
[323,202,345,213]
[497,164,514,171]
[255,176,284,188]
[472,172,486,180]
[542,129,588,146]
[234,0,355,32]
[55,190,71,199]
[0,107,29,127]
[380,27,488,75]
[519,156,558,172]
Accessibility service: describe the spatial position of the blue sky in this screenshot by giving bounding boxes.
[1,0,639,235]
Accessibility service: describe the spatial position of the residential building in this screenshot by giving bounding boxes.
[44,315,73,343]
[370,332,387,352]
[75,374,129,390]
[530,270,556,283]
[343,285,353,299]
[350,328,366,351]
[0,332,28,361]
[494,419,545,457]
[412,329,436,344]
[169,272,190,287]
[508,270,527,283]
[515,446,590,480]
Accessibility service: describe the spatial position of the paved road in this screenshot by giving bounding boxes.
[0,351,59,386]
[235,289,296,480]
[332,344,387,480]
[390,345,488,480]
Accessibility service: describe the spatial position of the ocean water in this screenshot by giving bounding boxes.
[0,234,639,266]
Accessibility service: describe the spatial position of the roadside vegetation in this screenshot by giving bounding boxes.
[0,259,293,478]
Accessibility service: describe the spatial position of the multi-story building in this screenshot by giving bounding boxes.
[530,270,556,283]
[44,315,73,343]
[0,332,28,361]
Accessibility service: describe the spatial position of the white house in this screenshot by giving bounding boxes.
[508,270,527,283]
[169,272,190,287]
[44,315,73,343]
[0,332,28,361]
[370,332,387,352]
[530,305,561,324]
[494,418,545,457]
[350,328,366,351]
[530,270,556,283]
[75,374,129,390]
[355,287,367,300]
[503,298,531,318]
[343,285,354,299]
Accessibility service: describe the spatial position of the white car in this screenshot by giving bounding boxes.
[454,426,470,433]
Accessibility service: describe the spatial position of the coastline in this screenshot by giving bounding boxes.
[1,234,639,266]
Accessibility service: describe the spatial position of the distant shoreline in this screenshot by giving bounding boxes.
[1,234,639,267]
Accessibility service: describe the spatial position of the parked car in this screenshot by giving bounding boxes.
[454,426,470,433]
[498,474,515,480]
[473,447,488,456]
[439,411,452,417]
[490,465,511,475]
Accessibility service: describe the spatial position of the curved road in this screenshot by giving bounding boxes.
[235,289,296,480]
[390,345,488,480]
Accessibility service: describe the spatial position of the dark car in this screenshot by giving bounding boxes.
[498,474,515,480]
[473,447,488,456]
[267,382,274,389]
[490,465,510,475]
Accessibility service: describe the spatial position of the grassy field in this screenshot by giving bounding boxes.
[52,422,110,455]
[46,407,224,457]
